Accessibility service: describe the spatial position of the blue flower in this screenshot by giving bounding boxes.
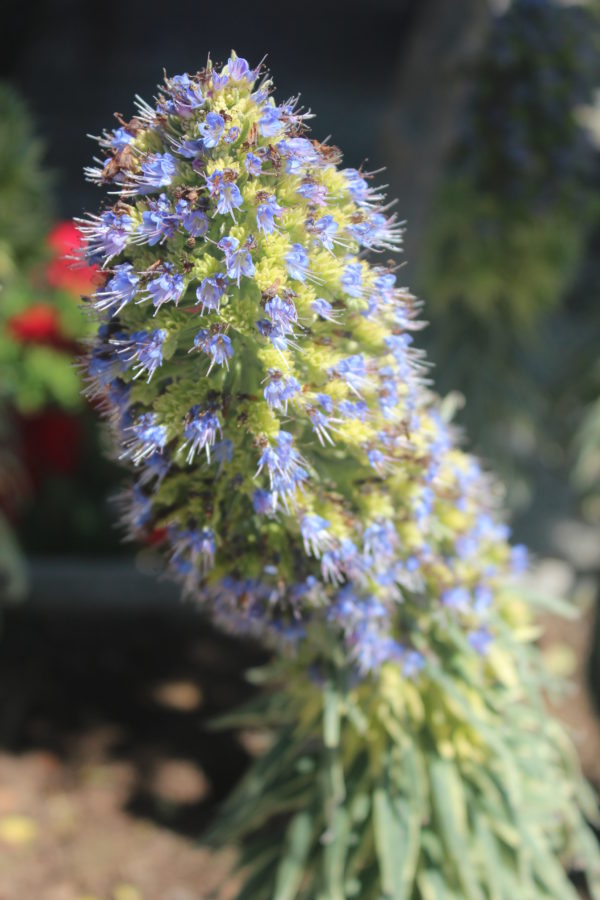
[128,413,169,464]
[343,168,370,203]
[276,138,319,174]
[194,330,234,372]
[245,152,263,176]
[253,489,277,516]
[256,319,291,353]
[297,180,328,206]
[256,194,284,234]
[473,584,493,612]
[121,328,168,381]
[510,543,529,573]
[183,408,222,463]
[338,399,369,421]
[441,586,471,610]
[310,215,338,250]
[300,514,331,557]
[199,111,225,148]
[95,263,140,314]
[139,194,179,245]
[468,628,493,655]
[195,275,227,313]
[206,171,243,219]
[147,268,185,311]
[256,431,308,508]
[341,263,363,298]
[263,370,300,411]
[401,649,426,677]
[329,354,368,395]
[217,236,255,285]
[311,297,342,322]
[176,138,205,159]
[80,210,133,262]
[285,243,309,282]
[307,405,338,446]
[181,207,209,237]
[265,295,297,332]
[259,104,284,137]
[136,153,178,192]
[110,127,135,150]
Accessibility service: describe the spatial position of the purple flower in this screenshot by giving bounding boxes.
[183,408,222,463]
[195,275,227,313]
[199,112,225,148]
[285,243,309,282]
[226,56,255,82]
[166,74,204,117]
[225,126,240,143]
[147,268,185,311]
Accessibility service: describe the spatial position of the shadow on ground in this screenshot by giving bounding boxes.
[0,598,265,840]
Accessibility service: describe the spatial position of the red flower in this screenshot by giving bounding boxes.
[46,221,97,295]
[7,304,63,346]
[17,410,83,483]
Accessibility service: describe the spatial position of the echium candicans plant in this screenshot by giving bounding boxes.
[80,54,600,898]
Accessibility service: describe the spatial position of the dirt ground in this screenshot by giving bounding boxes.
[0,601,267,900]
[0,572,598,900]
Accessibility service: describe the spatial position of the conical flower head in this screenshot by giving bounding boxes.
[81,53,524,674]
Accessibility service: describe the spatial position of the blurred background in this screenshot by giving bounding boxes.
[1,0,600,896]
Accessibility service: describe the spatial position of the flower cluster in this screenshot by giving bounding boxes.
[82,53,526,676]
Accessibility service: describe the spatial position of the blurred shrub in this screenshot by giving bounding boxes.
[419,0,600,507]
[0,84,120,561]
